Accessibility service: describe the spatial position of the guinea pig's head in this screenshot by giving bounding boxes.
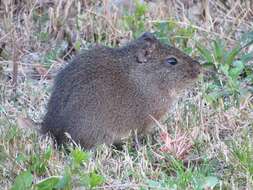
[132,32,201,96]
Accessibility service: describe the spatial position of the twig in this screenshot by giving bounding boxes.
[149,19,236,42]
[85,9,123,35]
[11,31,19,93]
[0,28,15,42]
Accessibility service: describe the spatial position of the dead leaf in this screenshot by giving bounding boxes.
[151,116,198,160]
[159,130,193,160]
[34,64,52,79]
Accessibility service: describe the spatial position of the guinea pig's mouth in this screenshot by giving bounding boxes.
[190,70,201,79]
[190,62,202,79]
[176,74,200,90]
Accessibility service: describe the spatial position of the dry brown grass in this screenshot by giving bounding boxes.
[0,0,252,189]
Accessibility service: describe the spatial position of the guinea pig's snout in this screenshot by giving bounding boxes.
[190,60,202,78]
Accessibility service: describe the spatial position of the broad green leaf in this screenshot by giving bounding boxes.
[89,172,104,188]
[54,168,72,189]
[30,155,47,175]
[207,83,221,90]
[44,146,52,160]
[71,148,89,166]
[0,105,4,113]
[204,91,221,105]
[202,62,215,69]
[213,40,223,62]
[196,43,213,64]
[241,51,253,63]
[167,19,177,31]
[229,60,244,79]
[240,31,253,50]
[240,31,253,43]
[146,179,163,188]
[74,40,81,51]
[183,47,193,54]
[11,171,33,190]
[134,0,148,17]
[227,78,240,92]
[35,176,61,190]
[200,176,219,189]
[225,46,240,66]
[205,95,215,105]
[232,60,244,68]
[246,74,253,84]
[220,64,229,77]
[16,153,27,164]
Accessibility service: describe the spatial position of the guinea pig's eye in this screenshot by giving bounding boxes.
[164,57,178,65]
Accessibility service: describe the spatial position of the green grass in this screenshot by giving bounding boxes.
[0,0,253,189]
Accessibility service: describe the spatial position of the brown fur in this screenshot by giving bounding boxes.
[42,32,201,149]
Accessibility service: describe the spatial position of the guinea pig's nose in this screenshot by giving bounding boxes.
[190,60,202,77]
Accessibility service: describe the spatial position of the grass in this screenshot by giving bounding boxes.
[0,0,253,189]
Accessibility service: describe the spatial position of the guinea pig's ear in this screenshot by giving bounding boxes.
[136,32,157,63]
[140,32,156,41]
[136,49,148,63]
